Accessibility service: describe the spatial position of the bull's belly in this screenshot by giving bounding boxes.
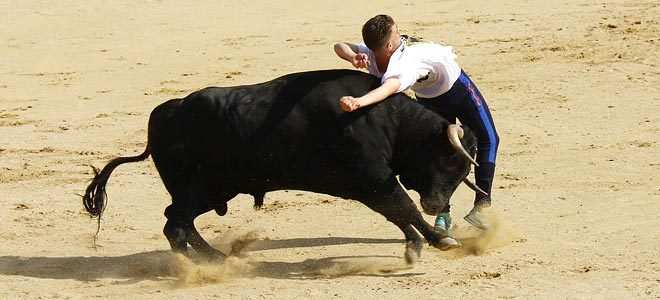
[221,166,363,200]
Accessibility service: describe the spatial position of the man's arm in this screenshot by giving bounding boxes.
[334,42,369,69]
[339,78,401,112]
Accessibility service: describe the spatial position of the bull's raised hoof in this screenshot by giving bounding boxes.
[82,69,478,265]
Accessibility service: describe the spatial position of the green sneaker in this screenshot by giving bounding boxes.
[464,204,491,230]
[434,212,453,232]
[434,213,460,250]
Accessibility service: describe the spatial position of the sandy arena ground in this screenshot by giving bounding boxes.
[1,0,659,299]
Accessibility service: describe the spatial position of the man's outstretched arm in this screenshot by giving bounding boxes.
[339,78,401,112]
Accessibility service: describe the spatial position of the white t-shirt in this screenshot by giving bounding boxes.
[356,38,461,98]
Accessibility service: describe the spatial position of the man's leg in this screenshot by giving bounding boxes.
[455,71,500,229]
[419,94,461,237]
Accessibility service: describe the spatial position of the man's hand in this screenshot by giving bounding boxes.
[351,53,369,69]
[339,96,361,112]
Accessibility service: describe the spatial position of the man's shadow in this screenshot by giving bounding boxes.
[0,236,422,283]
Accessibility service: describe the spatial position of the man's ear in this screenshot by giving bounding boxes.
[387,40,394,52]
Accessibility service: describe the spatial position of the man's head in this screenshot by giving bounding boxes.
[362,15,401,56]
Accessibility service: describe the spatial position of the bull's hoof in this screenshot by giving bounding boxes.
[200,253,226,263]
[404,240,423,265]
[214,204,228,216]
[171,246,190,257]
[196,247,227,262]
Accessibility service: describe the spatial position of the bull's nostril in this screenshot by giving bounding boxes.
[420,200,440,215]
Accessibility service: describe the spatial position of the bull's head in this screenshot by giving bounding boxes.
[399,124,486,215]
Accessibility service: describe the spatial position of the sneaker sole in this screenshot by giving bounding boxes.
[436,238,461,251]
[464,214,488,230]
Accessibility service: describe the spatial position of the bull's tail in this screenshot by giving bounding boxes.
[82,146,151,219]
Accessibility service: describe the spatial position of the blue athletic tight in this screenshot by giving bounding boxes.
[419,70,499,210]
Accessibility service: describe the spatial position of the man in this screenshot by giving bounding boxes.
[334,14,499,249]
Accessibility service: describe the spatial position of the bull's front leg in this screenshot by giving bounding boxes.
[395,197,458,251]
[400,224,424,264]
[391,202,457,255]
[408,212,453,250]
[360,177,429,264]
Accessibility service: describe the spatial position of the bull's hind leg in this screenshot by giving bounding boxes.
[178,173,241,260]
[188,220,225,259]
[163,217,189,255]
[162,218,227,260]
[164,201,226,260]
[156,158,229,260]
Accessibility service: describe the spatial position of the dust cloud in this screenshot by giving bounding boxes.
[446,209,520,258]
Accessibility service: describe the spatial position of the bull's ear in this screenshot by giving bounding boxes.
[459,126,478,153]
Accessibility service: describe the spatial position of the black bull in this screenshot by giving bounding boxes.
[83,69,478,264]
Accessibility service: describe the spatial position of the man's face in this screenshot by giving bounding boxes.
[387,24,401,52]
[374,24,401,58]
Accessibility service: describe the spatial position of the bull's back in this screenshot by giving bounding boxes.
[157,70,399,189]
[179,69,381,147]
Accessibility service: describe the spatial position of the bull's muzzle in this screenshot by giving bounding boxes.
[420,196,448,216]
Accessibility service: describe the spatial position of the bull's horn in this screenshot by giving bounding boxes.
[447,124,479,167]
[463,178,489,197]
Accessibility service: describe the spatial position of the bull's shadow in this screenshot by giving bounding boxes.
[244,236,404,251]
[0,250,175,284]
[0,236,420,283]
